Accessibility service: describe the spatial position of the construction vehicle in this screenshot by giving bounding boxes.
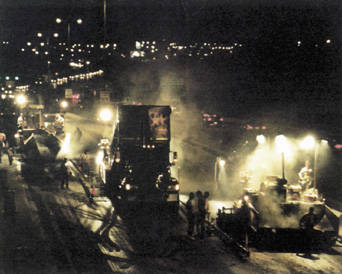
[216,174,340,252]
[41,113,65,135]
[98,105,180,209]
[16,128,61,181]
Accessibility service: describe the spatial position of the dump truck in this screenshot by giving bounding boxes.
[98,105,180,209]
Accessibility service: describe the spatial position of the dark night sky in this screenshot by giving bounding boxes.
[1,0,341,134]
[1,0,340,42]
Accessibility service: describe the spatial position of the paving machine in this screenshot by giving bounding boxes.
[216,175,340,252]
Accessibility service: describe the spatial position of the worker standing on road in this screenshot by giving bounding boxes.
[54,114,64,135]
[0,132,5,164]
[186,192,195,237]
[196,191,206,239]
[239,198,251,250]
[0,133,12,165]
[60,158,69,189]
[4,139,13,166]
[80,150,90,177]
[17,113,25,129]
[204,191,210,221]
[74,127,82,142]
[299,207,316,258]
[203,191,210,236]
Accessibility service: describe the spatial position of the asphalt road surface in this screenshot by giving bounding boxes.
[1,152,342,273]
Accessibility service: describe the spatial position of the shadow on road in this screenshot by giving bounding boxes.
[253,228,339,255]
[111,198,187,257]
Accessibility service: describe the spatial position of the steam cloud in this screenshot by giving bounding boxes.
[61,64,332,208]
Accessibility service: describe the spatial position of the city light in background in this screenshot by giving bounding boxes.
[15,94,27,106]
[0,3,339,197]
[60,100,69,109]
[0,3,340,272]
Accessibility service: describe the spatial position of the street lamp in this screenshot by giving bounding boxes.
[214,157,226,191]
[256,135,266,145]
[60,100,69,110]
[321,139,328,145]
[275,135,289,179]
[16,94,27,106]
[99,108,113,122]
[56,17,83,46]
[219,159,226,167]
[103,0,107,43]
[299,135,315,150]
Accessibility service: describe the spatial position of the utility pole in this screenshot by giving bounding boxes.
[102,0,108,93]
[104,0,107,44]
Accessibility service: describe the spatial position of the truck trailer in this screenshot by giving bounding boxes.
[98,105,180,209]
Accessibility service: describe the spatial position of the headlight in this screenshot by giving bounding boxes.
[115,158,120,163]
[96,151,104,165]
[175,184,180,191]
[125,184,131,191]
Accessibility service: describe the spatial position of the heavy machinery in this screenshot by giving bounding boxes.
[17,128,60,161]
[41,113,65,135]
[16,128,61,181]
[98,105,180,209]
[216,175,340,253]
